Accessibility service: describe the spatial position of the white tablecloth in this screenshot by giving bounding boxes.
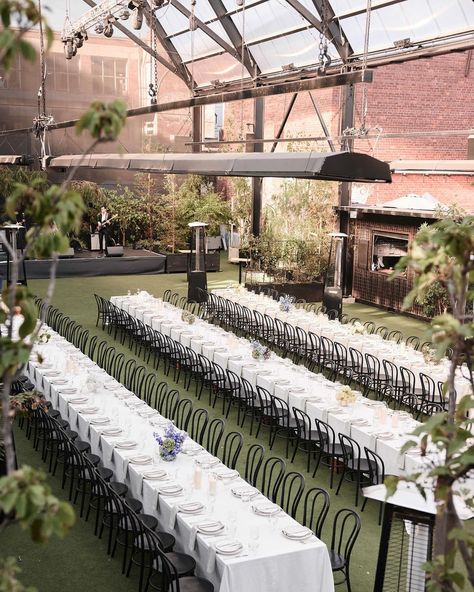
[213,287,470,398]
[112,293,433,477]
[28,331,334,592]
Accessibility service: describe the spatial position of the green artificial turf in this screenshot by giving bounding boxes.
[4,255,433,592]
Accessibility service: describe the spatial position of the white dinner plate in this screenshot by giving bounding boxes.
[128,455,153,465]
[178,501,204,514]
[143,469,167,480]
[50,379,69,385]
[252,502,280,516]
[215,541,243,556]
[282,526,313,541]
[158,484,183,496]
[68,396,88,404]
[90,417,110,425]
[114,440,138,449]
[197,521,225,535]
[79,406,100,414]
[59,388,77,394]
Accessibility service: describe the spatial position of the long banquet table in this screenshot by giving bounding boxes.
[27,329,335,592]
[109,292,439,477]
[213,287,470,398]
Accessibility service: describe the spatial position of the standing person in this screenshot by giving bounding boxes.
[97,205,111,257]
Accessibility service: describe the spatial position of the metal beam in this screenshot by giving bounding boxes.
[170,0,242,62]
[337,0,408,20]
[308,91,336,151]
[207,0,258,77]
[80,0,181,80]
[310,0,353,60]
[35,70,373,134]
[271,93,298,152]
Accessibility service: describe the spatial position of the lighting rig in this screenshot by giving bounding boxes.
[61,0,168,60]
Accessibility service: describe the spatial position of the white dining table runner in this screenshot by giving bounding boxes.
[27,331,335,592]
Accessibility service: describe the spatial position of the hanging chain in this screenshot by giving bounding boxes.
[34,0,54,165]
[148,0,157,104]
[360,0,372,133]
[318,1,331,74]
[37,0,46,116]
[240,0,246,140]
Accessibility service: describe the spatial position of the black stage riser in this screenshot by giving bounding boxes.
[0,255,166,279]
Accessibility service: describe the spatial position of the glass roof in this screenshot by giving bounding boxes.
[66,0,474,89]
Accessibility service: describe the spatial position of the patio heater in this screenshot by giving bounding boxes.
[322,232,347,320]
[0,223,27,288]
[364,484,438,592]
[187,221,208,303]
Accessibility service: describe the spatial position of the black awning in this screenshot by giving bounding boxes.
[47,151,391,183]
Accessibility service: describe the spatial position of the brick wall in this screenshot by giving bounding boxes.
[224,51,474,212]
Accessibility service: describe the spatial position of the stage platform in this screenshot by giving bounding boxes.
[0,248,166,280]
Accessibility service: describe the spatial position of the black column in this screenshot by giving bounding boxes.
[251,96,264,237]
[339,83,355,296]
[192,105,202,153]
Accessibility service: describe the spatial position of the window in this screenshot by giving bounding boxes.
[46,53,79,93]
[203,103,224,140]
[371,232,409,273]
[91,57,127,96]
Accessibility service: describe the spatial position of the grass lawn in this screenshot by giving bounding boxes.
[4,255,434,592]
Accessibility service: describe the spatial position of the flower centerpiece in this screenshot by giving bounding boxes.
[279,294,295,313]
[422,346,440,365]
[37,329,51,344]
[250,340,272,361]
[154,423,188,461]
[351,321,366,335]
[335,385,357,407]
[181,310,196,325]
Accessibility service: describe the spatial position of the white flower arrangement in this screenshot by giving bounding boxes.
[181,310,196,325]
[336,385,356,406]
[37,330,51,344]
[351,322,366,335]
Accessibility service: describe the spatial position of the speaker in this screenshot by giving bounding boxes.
[188,270,207,302]
[107,246,124,257]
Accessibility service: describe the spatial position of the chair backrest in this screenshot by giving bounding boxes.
[244,444,265,487]
[330,508,361,572]
[363,320,376,334]
[275,471,305,519]
[363,446,385,486]
[205,418,225,456]
[148,380,169,411]
[375,325,389,339]
[419,372,436,403]
[387,330,403,343]
[257,456,285,502]
[171,398,193,431]
[292,407,312,440]
[161,389,180,419]
[400,366,415,394]
[302,486,330,538]
[189,408,209,445]
[405,335,420,350]
[142,372,157,405]
[314,417,336,455]
[221,431,244,469]
[339,433,362,468]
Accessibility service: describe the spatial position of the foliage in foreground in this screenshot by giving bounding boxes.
[388,215,474,592]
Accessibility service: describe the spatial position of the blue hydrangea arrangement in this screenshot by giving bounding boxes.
[279,295,295,312]
[154,423,188,461]
[250,340,272,361]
